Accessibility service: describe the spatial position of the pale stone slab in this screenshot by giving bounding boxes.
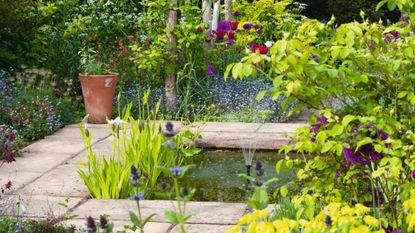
[195,132,292,149]
[21,165,88,197]
[256,123,306,134]
[1,152,73,174]
[52,124,111,141]
[70,199,247,224]
[0,194,82,218]
[201,122,262,133]
[170,224,231,233]
[0,170,41,190]
[63,219,171,233]
[21,136,85,154]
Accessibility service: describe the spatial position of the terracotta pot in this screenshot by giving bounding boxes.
[78,73,118,124]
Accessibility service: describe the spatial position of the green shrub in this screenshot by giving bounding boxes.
[0,217,74,233]
[297,0,401,24]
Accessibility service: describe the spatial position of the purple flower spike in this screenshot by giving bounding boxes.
[412,170,415,179]
[243,23,252,30]
[236,29,241,33]
[233,11,240,17]
[253,24,260,29]
[257,29,263,35]
[227,39,235,46]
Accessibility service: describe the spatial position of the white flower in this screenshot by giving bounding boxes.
[107,117,126,126]
[265,41,273,48]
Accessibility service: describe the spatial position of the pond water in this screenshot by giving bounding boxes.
[182,150,297,203]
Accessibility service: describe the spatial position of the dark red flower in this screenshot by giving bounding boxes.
[196,26,203,33]
[216,30,225,40]
[259,45,268,54]
[5,181,12,189]
[230,21,238,30]
[4,153,15,163]
[227,32,235,40]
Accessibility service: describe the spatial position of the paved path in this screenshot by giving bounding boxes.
[0,121,304,232]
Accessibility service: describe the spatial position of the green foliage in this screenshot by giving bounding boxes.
[0,217,74,233]
[234,0,304,42]
[297,0,401,24]
[227,3,415,228]
[77,94,201,199]
[78,47,105,75]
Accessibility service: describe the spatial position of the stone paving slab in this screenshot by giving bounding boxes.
[63,219,172,233]
[21,165,88,197]
[199,122,262,133]
[170,224,231,233]
[0,194,82,218]
[256,123,306,134]
[53,124,111,141]
[3,152,73,174]
[0,170,41,190]
[21,137,86,155]
[195,132,292,149]
[70,199,247,225]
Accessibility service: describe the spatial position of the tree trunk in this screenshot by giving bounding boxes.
[211,0,220,31]
[224,0,233,21]
[166,0,178,112]
[202,0,212,34]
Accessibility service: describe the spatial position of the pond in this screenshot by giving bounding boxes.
[182,150,297,203]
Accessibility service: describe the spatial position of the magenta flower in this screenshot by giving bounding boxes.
[206,65,216,77]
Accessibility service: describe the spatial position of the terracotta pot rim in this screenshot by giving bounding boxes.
[78,72,119,78]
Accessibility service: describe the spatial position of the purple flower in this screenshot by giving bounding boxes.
[214,74,220,79]
[257,29,262,35]
[343,147,360,164]
[377,130,388,141]
[227,39,235,46]
[235,29,241,33]
[170,166,182,176]
[384,36,393,43]
[206,65,216,77]
[233,11,240,17]
[131,192,144,201]
[217,20,231,33]
[390,31,400,39]
[81,39,86,46]
[243,23,252,30]
[412,170,415,179]
[253,24,260,29]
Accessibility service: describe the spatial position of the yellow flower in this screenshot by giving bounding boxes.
[273,218,299,233]
[238,214,249,225]
[354,204,370,215]
[407,213,415,231]
[363,215,379,227]
[247,223,257,233]
[349,225,370,233]
[225,225,240,233]
[255,222,275,233]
